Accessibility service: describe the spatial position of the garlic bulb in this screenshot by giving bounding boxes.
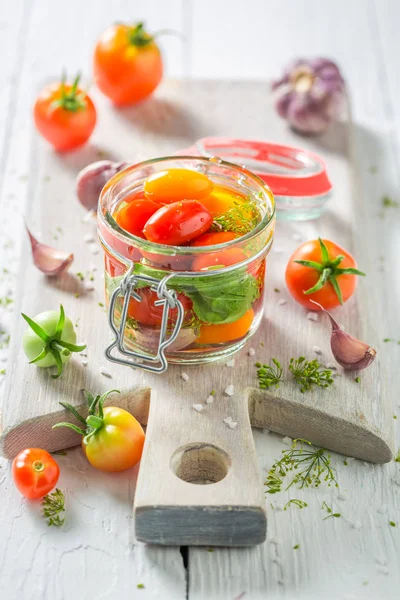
[76,160,128,211]
[272,58,346,135]
[310,300,376,371]
[26,226,73,276]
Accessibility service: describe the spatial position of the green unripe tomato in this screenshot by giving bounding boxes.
[22,310,77,367]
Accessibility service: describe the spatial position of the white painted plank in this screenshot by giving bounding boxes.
[0,1,187,599]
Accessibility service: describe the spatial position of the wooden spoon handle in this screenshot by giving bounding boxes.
[134,387,266,546]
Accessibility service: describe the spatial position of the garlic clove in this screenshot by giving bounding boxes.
[26,226,73,276]
[76,160,128,211]
[310,300,376,371]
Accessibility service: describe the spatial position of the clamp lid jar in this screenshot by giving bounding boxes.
[98,156,275,373]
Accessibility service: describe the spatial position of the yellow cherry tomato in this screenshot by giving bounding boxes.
[144,168,214,204]
[197,309,254,344]
[199,185,246,217]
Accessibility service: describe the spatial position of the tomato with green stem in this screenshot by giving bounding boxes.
[21,304,86,378]
[34,74,96,151]
[93,22,163,106]
[53,389,145,472]
[12,448,60,499]
[285,238,365,310]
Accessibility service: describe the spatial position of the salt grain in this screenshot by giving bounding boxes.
[206,395,214,404]
[226,359,235,368]
[377,566,389,576]
[81,360,88,367]
[306,312,319,322]
[85,284,95,292]
[192,404,204,413]
[90,246,100,255]
[82,209,95,223]
[278,299,287,306]
[313,345,322,354]
[325,362,337,369]
[84,233,96,244]
[224,384,234,396]
[350,520,362,530]
[337,490,349,501]
[282,436,292,446]
[377,504,387,514]
[223,416,237,428]
[181,372,189,382]
[100,367,112,378]
[248,347,255,357]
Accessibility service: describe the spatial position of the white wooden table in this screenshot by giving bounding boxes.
[1,1,399,598]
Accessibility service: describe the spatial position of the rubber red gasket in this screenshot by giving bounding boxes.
[176,137,332,198]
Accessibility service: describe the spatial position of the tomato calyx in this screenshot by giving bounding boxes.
[127,22,154,47]
[52,73,86,112]
[294,238,365,304]
[53,389,120,444]
[32,460,45,473]
[21,305,87,378]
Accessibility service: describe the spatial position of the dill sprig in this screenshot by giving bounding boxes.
[255,358,283,389]
[284,498,308,510]
[42,488,66,527]
[211,200,259,236]
[322,501,341,520]
[265,438,338,494]
[289,357,334,393]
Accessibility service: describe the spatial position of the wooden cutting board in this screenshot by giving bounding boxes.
[0,80,394,546]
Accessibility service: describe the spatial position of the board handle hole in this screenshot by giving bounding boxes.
[170,443,231,485]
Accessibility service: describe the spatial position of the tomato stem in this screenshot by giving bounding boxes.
[294,238,365,305]
[127,22,154,47]
[52,72,86,113]
[32,460,45,472]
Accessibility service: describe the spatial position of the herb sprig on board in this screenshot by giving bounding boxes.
[42,488,66,527]
[265,439,338,494]
[289,357,334,393]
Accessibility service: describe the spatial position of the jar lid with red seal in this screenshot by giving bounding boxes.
[176,137,332,220]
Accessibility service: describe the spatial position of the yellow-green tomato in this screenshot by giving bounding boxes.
[22,310,77,368]
[83,407,145,472]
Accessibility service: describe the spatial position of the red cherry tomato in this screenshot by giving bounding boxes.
[115,198,160,238]
[93,23,163,106]
[127,288,193,326]
[191,231,238,246]
[143,200,213,245]
[34,76,96,152]
[192,247,247,271]
[144,169,214,204]
[12,448,60,499]
[286,238,364,310]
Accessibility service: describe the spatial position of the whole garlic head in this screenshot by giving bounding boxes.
[272,58,346,135]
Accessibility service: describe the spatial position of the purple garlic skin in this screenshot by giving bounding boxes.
[272,58,346,135]
[26,225,74,276]
[76,160,128,211]
[331,329,376,371]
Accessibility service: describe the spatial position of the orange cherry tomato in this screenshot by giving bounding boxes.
[115,198,160,238]
[12,448,60,499]
[191,231,238,246]
[286,238,364,310]
[199,186,245,217]
[197,309,254,344]
[192,247,247,271]
[127,288,193,326]
[34,76,96,152]
[144,169,214,204]
[143,200,213,245]
[93,23,163,106]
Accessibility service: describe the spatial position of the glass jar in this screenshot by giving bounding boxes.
[98,156,275,373]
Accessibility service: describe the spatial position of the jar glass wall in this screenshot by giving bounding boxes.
[98,156,275,369]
